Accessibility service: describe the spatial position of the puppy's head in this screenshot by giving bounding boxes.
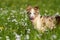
[26,5,39,21]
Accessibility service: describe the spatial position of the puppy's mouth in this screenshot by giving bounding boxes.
[30,17,34,20]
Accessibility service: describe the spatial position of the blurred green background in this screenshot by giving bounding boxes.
[0,0,60,40]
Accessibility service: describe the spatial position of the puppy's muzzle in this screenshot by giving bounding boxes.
[30,17,34,20]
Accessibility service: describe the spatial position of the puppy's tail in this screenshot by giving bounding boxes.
[55,15,60,25]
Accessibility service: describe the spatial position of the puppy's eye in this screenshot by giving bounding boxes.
[27,12,29,14]
[34,13,36,14]
[29,13,31,14]
[27,12,30,14]
[27,12,31,15]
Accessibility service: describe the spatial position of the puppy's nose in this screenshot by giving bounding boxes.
[30,17,34,20]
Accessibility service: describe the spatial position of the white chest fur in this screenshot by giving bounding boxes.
[32,15,42,30]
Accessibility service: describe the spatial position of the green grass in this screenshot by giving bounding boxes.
[0,0,60,40]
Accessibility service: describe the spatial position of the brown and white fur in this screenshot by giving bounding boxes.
[26,6,60,33]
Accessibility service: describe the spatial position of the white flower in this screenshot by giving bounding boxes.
[24,23,28,26]
[1,10,8,15]
[37,34,42,37]
[15,22,18,25]
[11,10,16,13]
[25,34,29,40]
[27,29,30,33]
[21,22,25,25]
[20,12,24,15]
[16,35,20,40]
[10,13,13,15]
[12,15,15,18]
[6,36,10,40]
[4,10,8,14]
[55,12,60,16]
[12,19,17,22]
[0,8,3,10]
[21,19,24,21]
[20,8,23,10]
[6,36,9,39]
[44,13,47,16]
[7,17,11,22]
[0,37,2,39]
[24,10,27,13]
[20,34,23,37]
[52,34,57,39]
[7,17,10,20]
[13,32,21,40]
[15,34,21,40]
[5,23,8,25]
[51,34,57,40]
[25,15,28,20]
[45,10,48,13]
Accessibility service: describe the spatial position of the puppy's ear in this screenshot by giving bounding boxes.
[34,6,39,13]
[26,5,32,12]
[34,6,39,10]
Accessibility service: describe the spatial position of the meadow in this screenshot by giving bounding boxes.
[0,0,60,40]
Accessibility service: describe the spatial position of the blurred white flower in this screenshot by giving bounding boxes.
[21,19,24,22]
[24,23,28,26]
[12,15,15,18]
[19,8,26,15]
[6,36,10,40]
[15,22,18,25]
[52,34,57,39]
[1,10,8,15]
[55,12,60,16]
[7,17,10,20]
[12,19,17,22]
[16,35,20,40]
[21,22,25,25]
[20,12,24,15]
[27,29,30,34]
[4,10,8,14]
[25,34,29,40]
[37,34,42,37]
[11,10,16,13]
[10,13,13,15]
[0,8,3,10]
[1,17,4,19]
[13,32,16,35]
[7,17,11,22]
[0,26,4,31]
[25,15,28,20]
[25,18,27,21]
[0,37,2,39]
[44,13,47,16]
[20,34,23,37]
[14,32,21,40]
[45,10,48,13]
[24,10,27,13]
[51,34,57,40]
[20,8,23,11]
[5,23,8,25]
[6,36,9,39]
[43,4,45,7]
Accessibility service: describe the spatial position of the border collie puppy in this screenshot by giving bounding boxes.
[26,6,60,33]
